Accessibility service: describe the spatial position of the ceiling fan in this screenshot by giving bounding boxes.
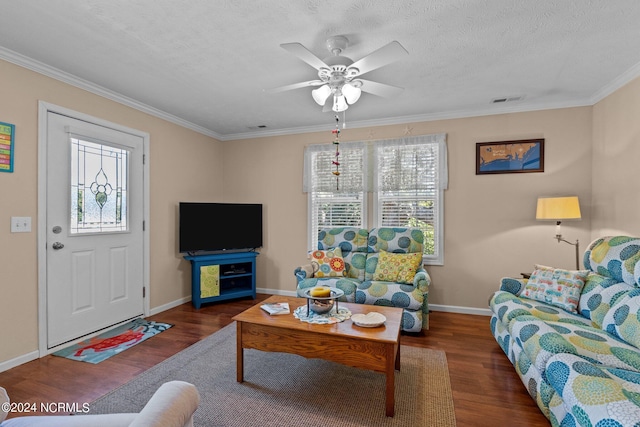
[268,36,409,113]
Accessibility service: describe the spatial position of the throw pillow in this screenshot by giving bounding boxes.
[310,247,346,278]
[522,264,589,313]
[372,250,423,284]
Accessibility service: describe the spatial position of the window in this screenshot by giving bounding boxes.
[305,134,447,265]
[70,135,129,234]
[304,142,366,249]
[373,136,446,264]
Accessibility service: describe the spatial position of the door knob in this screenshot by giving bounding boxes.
[52,242,64,250]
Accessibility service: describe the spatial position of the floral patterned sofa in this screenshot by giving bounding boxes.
[489,236,640,426]
[294,227,431,332]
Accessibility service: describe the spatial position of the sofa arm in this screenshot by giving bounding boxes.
[0,382,199,427]
[0,386,137,427]
[500,277,528,295]
[294,264,314,283]
[130,380,200,427]
[414,267,431,293]
[0,414,137,427]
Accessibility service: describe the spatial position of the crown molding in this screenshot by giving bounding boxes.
[0,46,223,141]
[221,98,593,141]
[590,60,640,105]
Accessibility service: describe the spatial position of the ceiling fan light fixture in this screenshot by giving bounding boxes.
[312,84,332,105]
[342,83,362,104]
[333,94,348,112]
[275,37,408,113]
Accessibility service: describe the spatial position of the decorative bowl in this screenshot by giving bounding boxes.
[301,287,345,314]
[308,298,335,314]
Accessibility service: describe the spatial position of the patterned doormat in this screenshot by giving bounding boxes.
[52,318,172,364]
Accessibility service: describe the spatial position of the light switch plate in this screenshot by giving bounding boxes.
[11,216,31,233]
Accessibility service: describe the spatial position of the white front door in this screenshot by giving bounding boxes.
[45,111,144,349]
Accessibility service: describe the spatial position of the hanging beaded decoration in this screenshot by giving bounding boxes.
[331,115,340,190]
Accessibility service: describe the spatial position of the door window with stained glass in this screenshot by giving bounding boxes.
[70,136,129,234]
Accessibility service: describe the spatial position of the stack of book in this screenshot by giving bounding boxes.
[260,302,290,315]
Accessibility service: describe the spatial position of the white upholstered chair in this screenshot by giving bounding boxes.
[0,380,200,427]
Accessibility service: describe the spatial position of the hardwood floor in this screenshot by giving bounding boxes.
[0,294,549,425]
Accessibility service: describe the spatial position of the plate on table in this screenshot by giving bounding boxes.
[351,312,386,328]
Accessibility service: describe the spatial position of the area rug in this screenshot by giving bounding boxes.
[53,318,172,364]
[90,322,457,426]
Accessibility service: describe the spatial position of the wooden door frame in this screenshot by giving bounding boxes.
[37,101,150,356]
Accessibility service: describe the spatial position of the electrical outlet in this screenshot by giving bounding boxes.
[11,216,31,233]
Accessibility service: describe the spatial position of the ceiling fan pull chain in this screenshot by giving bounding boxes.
[332,115,341,191]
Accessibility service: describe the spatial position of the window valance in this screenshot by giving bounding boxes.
[303,133,447,193]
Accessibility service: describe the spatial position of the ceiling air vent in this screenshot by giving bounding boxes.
[247,125,268,130]
[491,95,524,104]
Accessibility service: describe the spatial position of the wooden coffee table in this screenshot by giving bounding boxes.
[232,295,403,416]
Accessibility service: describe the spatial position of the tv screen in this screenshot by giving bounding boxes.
[179,202,263,253]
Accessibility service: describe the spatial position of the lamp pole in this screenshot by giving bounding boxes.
[555,234,580,270]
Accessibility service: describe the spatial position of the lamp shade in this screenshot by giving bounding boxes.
[536,196,581,220]
[342,82,362,104]
[311,85,332,105]
[332,94,348,112]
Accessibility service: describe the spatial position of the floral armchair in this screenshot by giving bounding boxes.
[294,227,431,332]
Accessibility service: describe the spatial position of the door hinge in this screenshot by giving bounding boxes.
[143,220,145,231]
[143,287,146,298]
[143,154,146,164]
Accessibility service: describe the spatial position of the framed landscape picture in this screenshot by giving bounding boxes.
[476,139,544,175]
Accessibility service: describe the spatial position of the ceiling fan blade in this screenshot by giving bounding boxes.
[266,80,324,94]
[358,79,404,98]
[348,41,408,76]
[280,43,329,70]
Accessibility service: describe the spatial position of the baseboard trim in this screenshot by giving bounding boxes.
[149,295,191,316]
[257,288,298,297]
[430,304,492,316]
[0,350,39,373]
[257,287,493,316]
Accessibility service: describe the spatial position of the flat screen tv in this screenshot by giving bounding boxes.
[179,202,263,254]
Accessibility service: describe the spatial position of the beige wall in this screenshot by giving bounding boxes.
[222,107,594,310]
[591,77,640,237]
[0,59,223,363]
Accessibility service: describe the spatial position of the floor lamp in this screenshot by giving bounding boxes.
[535,196,582,270]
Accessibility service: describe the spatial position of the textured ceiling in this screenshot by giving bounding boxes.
[1,0,640,140]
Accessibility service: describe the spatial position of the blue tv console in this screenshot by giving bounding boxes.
[184,251,258,309]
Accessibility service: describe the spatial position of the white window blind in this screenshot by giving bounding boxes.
[304,142,366,250]
[374,134,447,264]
